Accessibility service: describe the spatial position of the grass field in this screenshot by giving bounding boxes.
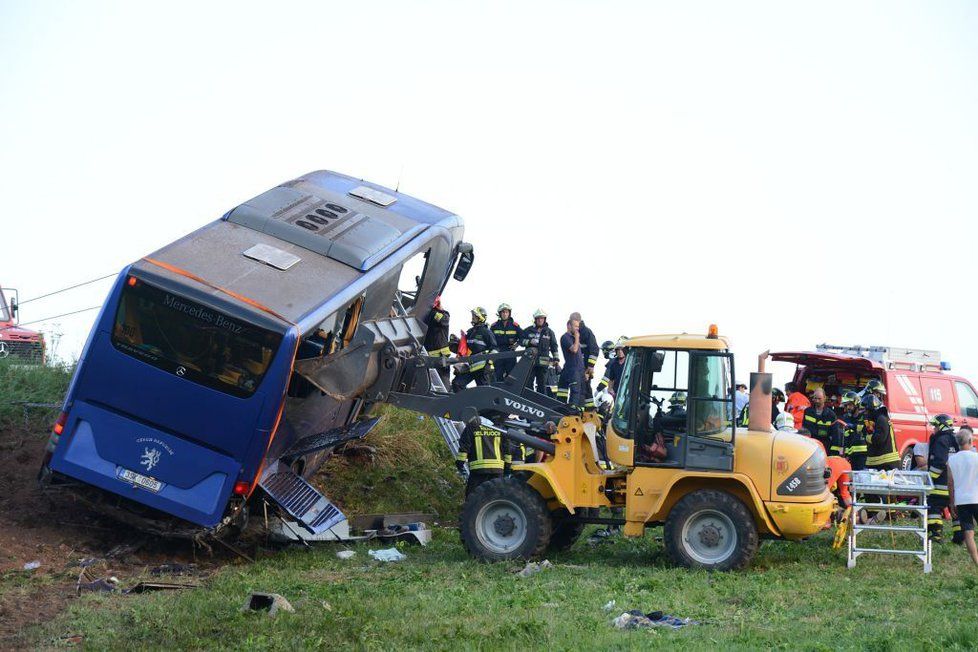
[5,363,978,649]
[31,524,978,650]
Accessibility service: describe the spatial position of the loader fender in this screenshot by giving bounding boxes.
[640,472,783,538]
[511,463,575,515]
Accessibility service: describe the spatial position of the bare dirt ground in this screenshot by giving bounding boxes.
[0,429,235,649]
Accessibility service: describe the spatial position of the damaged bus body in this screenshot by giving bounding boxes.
[39,171,473,538]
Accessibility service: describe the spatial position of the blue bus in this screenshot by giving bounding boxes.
[40,171,473,538]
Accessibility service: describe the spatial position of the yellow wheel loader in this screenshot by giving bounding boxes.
[385,327,835,570]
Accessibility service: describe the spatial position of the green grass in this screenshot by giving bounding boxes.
[315,405,465,521]
[33,526,978,650]
[0,359,72,432]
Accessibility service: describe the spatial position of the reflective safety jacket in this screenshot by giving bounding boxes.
[597,357,625,393]
[579,322,599,370]
[803,407,841,455]
[490,318,521,351]
[865,412,900,469]
[457,421,505,473]
[786,392,811,430]
[519,323,559,367]
[422,307,451,356]
[841,414,868,457]
[928,429,959,498]
[464,323,497,373]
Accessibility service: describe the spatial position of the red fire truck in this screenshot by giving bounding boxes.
[771,344,978,469]
[0,286,45,364]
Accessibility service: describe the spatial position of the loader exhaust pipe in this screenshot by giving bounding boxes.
[748,372,773,433]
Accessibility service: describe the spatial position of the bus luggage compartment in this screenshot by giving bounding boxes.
[49,400,241,528]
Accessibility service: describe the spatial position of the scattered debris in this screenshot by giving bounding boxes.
[321,601,333,611]
[603,600,617,612]
[76,557,100,568]
[242,592,295,616]
[150,563,197,576]
[23,560,40,571]
[516,559,552,578]
[77,576,119,594]
[105,542,142,559]
[336,550,356,560]
[125,581,198,594]
[368,547,407,562]
[612,610,698,630]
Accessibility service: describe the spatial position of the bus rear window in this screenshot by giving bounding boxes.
[111,279,283,398]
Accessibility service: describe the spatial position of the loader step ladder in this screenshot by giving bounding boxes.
[259,462,346,534]
[847,470,933,573]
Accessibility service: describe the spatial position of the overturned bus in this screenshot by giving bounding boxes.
[39,171,474,538]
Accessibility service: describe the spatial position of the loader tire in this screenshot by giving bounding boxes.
[547,510,585,552]
[461,476,551,561]
[663,489,758,571]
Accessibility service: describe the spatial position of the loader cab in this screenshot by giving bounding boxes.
[606,335,736,472]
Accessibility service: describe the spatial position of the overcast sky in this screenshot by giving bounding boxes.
[2,1,976,387]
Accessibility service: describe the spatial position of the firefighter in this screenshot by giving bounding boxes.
[556,318,584,407]
[863,394,900,470]
[597,338,627,397]
[451,307,497,392]
[926,413,959,542]
[659,391,687,432]
[839,391,867,470]
[455,417,505,495]
[490,303,521,382]
[864,378,887,402]
[802,389,843,456]
[569,312,599,409]
[422,296,451,389]
[519,309,559,396]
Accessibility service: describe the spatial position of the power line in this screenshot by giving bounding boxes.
[18,273,117,306]
[2,305,102,331]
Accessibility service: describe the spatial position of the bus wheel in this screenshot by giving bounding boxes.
[664,489,758,571]
[547,510,585,552]
[461,477,551,561]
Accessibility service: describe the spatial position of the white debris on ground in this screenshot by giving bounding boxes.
[368,548,407,562]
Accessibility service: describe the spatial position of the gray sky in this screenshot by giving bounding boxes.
[2,1,977,387]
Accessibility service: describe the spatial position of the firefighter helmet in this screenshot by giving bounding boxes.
[861,393,883,412]
[772,387,786,402]
[600,340,615,358]
[615,336,627,349]
[532,308,548,319]
[930,413,954,432]
[669,391,687,406]
[840,390,859,406]
[496,303,512,316]
[864,379,887,396]
[471,307,488,323]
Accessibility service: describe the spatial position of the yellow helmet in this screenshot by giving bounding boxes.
[471,307,488,323]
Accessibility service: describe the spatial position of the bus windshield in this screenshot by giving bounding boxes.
[111,279,283,398]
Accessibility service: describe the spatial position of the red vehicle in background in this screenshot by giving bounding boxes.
[0,286,45,364]
[771,344,978,470]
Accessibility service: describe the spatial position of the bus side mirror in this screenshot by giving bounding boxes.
[9,297,18,321]
[966,407,978,418]
[453,243,474,282]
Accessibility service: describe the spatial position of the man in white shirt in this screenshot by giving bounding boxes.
[948,426,978,565]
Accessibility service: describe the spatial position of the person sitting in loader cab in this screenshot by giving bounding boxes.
[452,307,497,392]
[658,391,687,433]
[456,417,505,495]
[862,394,899,470]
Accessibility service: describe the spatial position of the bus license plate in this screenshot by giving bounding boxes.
[119,468,163,493]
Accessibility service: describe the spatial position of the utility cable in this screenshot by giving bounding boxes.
[17,273,116,305]
[1,305,101,331]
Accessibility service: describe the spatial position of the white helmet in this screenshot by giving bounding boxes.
[774,411,795,432]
